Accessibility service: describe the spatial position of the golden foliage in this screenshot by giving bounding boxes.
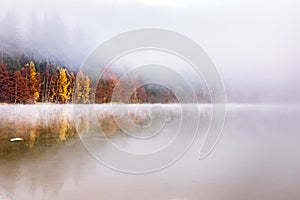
[58,68,71,103]
[29,61,40,102]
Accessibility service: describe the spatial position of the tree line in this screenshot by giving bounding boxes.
[0,60,180,104]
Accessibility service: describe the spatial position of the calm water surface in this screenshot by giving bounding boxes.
[0,104,299,200]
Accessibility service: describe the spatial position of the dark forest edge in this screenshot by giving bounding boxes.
[0,50,209,104]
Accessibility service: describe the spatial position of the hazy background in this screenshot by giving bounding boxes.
[0,0,299,103]
[0,2,300,199]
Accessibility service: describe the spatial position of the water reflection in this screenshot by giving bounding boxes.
[0,105,299,200]
[0,104,189,157]
[0,105,75,155]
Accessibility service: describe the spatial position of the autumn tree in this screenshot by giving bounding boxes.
[112,76,146,103]
[0,63,15,103]
[14,70,31,103]
[142,84,178,103]
[0,63,10,102]
[28,61,40,102]
[134,86,147,103]
[95,79,106,104]
[5,72,16,103]
[57,68,71,103]
[40,65,51,102]
[74,70,91,104]
[95,73,118,104]
[68,71,75,102]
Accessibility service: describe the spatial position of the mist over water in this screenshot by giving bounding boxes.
[0,104,300,200]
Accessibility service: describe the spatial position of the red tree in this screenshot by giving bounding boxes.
[0,63,10,102]
[14,70,31,103]
[95,73,119,103]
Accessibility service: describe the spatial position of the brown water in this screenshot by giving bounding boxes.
[0,104,300,200]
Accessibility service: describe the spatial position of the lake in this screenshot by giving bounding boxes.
[0,104,299,200]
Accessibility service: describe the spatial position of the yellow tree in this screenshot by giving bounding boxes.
[82,74,91,103]
[67,72,75,101]
[28,61,40,103]
[74,70,91,104]
[58,68,71,103]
